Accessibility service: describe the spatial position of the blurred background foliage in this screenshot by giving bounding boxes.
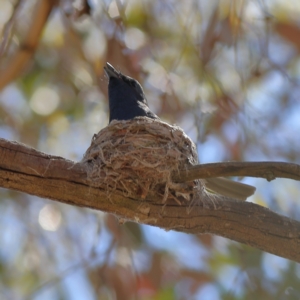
[1,0,300,299]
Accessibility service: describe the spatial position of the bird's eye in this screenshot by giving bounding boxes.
[123,76,134,86]
[122,75,142,93]
[128,80,138,89]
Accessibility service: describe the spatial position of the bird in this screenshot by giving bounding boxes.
[104,62,158,122]
[103,62,256,201]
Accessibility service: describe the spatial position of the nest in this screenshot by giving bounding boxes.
[82,117,203,204]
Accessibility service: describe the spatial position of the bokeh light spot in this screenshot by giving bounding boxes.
[83,28,107,62]
[0,0,13,25]
[30,86,60,116]
[125,27,147,50]
[38,204,62,231]
[108,1,119,18]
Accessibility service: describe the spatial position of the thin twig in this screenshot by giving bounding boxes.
[0,0,22,57]
[0,0,57,91]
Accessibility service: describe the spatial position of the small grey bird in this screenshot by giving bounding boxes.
[104,62,255,201]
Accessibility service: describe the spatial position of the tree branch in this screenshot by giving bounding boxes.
[1,138,300,262]
[0,0,57,91]
[176,161,300,182]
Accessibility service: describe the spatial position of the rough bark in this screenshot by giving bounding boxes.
[1,138,300,262]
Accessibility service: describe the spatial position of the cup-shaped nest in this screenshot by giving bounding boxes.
[82,117,202,204]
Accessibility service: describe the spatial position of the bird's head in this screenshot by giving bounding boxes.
[104,62,158,122]
[104,62,146,106]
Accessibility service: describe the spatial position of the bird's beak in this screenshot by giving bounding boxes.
[104,62,119,79]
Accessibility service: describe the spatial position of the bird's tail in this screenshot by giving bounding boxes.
[203,178,256,201]
[187,178,255,212]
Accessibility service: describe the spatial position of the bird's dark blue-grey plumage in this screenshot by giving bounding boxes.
[104,62,158,123]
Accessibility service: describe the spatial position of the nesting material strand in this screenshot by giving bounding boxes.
[82,117,204,204]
